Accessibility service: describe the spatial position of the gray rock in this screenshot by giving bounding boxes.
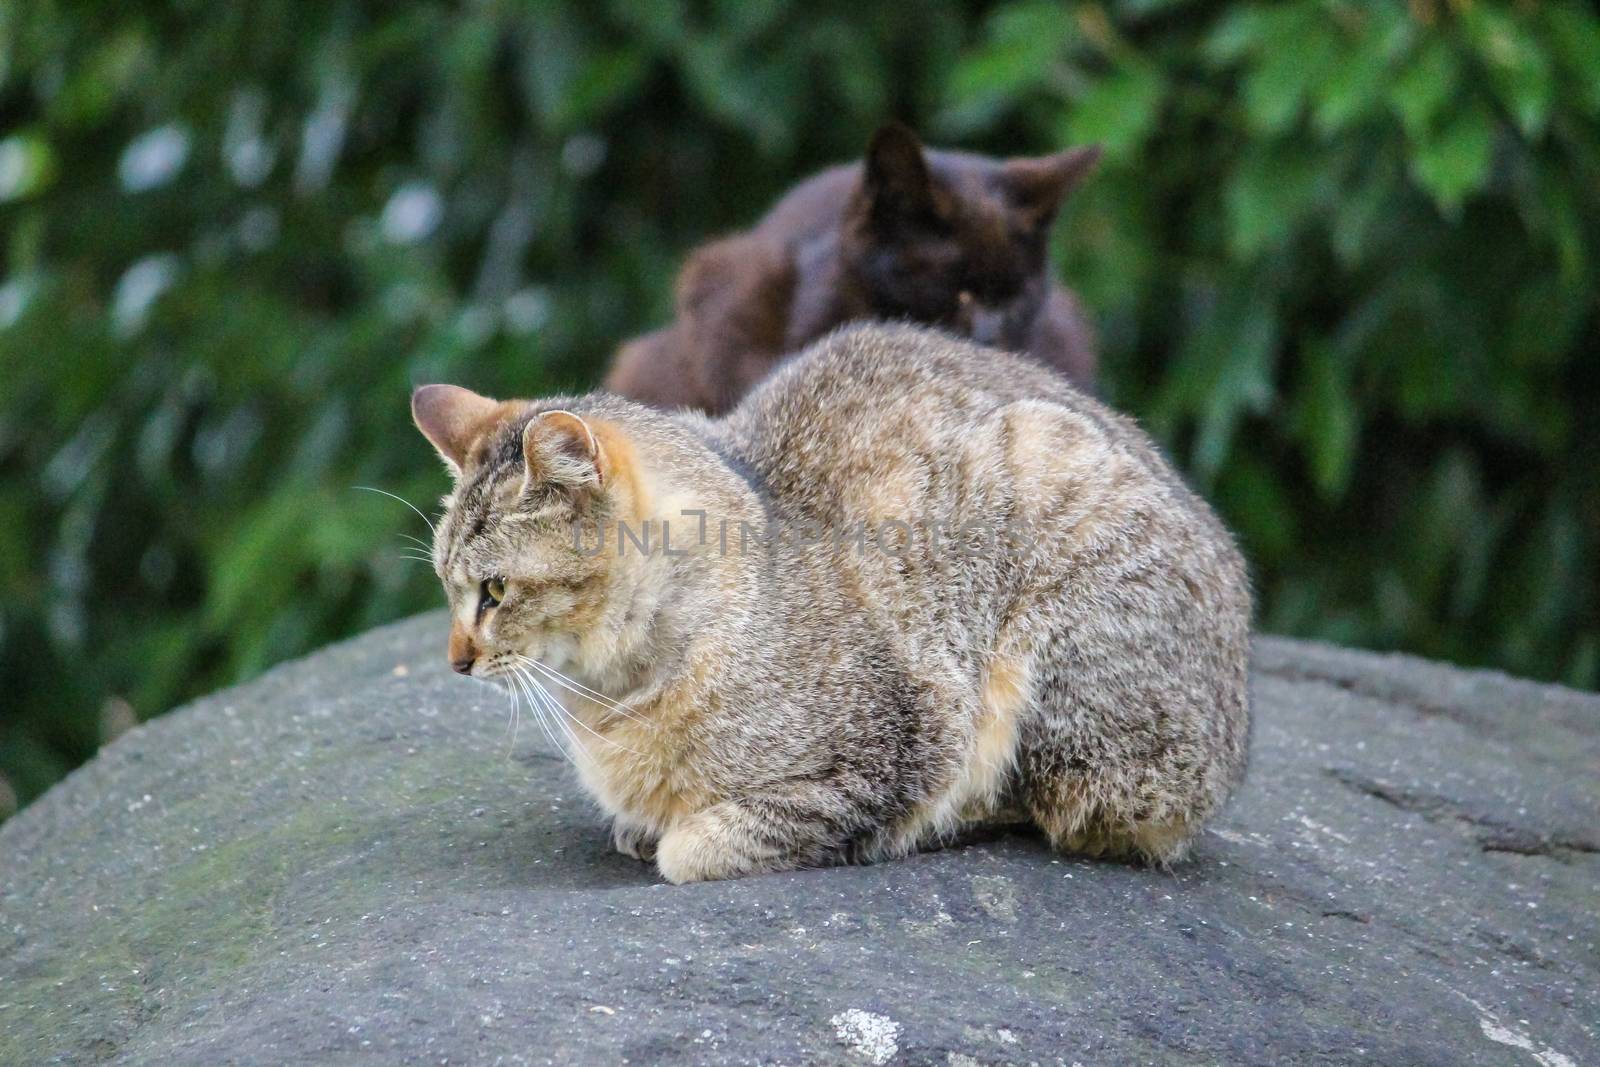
[1,614,1596,1066]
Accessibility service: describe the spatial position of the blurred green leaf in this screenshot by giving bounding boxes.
[1066,63,1164,162]
[1212,450,1296,565]
[606,0,688,50]
[1523,157,1588,281]
[946,0,1074,109]
[1155,277,1279,481]
[1463,6,1554,138]
[679,38,797,152]
[1410,103,1496,213]
[1330,151,1396,267]
[1389,37,1460,138]
[1312,9,1405,135]
[560,49,649,128]
[1542,3,1600,116]
[0,133,57,203]
[1201,7,1264,65]
[50,29,151,125]
[1293,339,1358,500]
[1225,144,1323,258]
[1241,7,1339,135]
[1411,449,1483,603]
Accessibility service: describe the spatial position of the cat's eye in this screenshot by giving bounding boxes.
[480,577,506,612]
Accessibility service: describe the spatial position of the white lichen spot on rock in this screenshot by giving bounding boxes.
[961,1022,1023,1051]
[971,874,1018,922]
[1457,993,1575,1067]
[900,892,955,937]
[831,1009,901,1065]
[1476,1016,1575,1067]
[1291,812,1352,844]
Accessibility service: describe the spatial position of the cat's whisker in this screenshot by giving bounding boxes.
[497,674,520,758]
[517,656,650,727]
[520,666,580,764]
[507,680,550,762]
[518,668,586,757]
[354,485,437,536]
[508,665,569,762]
[503,672,527,760]
[521,668,638,755]
[526,657,629,704]
[514,656,650,736]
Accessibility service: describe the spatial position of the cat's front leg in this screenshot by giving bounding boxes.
[655,796,841,884]
[655,804,774,883]
[611,816,658,862]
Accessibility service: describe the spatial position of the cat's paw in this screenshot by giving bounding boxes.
[655,805,801,883]
[656,808,750,884]
[655,827,723,884]
[611,819,658,862]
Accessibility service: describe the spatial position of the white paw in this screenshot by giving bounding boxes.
[655,811,738,884]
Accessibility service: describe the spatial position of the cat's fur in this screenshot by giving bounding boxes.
[415,324,1251,883]
[605,124,1101,414]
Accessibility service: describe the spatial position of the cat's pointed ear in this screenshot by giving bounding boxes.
[1001,144,1102,228]
[413,384,500,476]
[523,410,604,493]
[863,122,937,227]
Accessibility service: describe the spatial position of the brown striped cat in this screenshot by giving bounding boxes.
[415,324,1251,883]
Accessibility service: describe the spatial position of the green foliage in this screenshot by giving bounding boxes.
[951,0,1600,683]
[1,0,1596,817]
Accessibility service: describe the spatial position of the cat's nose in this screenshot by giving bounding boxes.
[446,624,478,676]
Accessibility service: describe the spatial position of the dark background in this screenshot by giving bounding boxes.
[2,0,1597,820]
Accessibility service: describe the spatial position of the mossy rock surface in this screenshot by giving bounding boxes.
[2,613,1597,1065]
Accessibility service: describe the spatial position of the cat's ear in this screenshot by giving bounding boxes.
[1001,144,1102,228]
[523,410,603,493]
[863,122,938,227]
[413,384,501,477]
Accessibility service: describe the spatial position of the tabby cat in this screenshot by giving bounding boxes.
[415,324,1250,883]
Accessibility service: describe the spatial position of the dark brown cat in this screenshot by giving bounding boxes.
[605,124,1102,413]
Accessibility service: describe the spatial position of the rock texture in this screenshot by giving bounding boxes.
[1,614,1596,1066]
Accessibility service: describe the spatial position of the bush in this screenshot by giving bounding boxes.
[1,0,1595,817]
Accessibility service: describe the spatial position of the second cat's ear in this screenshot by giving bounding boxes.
[413,384,501,477]
[863,122,937,227]
[523,410,604,493]
[1001,144,1103,227]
